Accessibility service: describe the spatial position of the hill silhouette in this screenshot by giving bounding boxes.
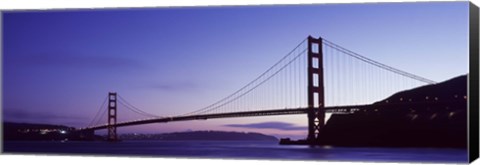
[119,131,278,141]
[376,75,467,104]
[319,75,467,148]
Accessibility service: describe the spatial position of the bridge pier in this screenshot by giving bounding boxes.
[307,36,325,144]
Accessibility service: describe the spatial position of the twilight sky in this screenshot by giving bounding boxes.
[2,2,469,139]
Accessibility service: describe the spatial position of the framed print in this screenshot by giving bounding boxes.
[2,1,479,164]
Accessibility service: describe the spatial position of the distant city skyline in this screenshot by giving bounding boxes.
[3,2,469,138]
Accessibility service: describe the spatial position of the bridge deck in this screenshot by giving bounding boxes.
[82,105,368,130]
[82,101,461,131]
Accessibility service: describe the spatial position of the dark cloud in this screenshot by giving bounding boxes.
[224,121,307,131]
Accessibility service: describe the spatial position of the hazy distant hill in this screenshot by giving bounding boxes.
[119,131,278,141]
[320,75,467,148]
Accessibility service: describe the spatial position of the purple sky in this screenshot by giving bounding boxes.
[2,2,469,138]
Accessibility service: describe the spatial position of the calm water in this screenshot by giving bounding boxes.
[3,141,468,163]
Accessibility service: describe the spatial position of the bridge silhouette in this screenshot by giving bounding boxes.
[79,36,438,144]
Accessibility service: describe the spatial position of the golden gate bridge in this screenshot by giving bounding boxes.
[78,36,443,144]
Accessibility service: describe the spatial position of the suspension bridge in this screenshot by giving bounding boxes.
[78,36,443,144]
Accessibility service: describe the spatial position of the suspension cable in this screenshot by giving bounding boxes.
[182,38,308,116]
[189,48,308,115]
[323,39,436,84]
[117,95,162,118]
[88,96,108,127]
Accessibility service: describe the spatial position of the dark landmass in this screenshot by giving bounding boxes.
[3,122,277,141]
[319,75,467,148]
[119,131,278,141]
[2,122,103,141]
[3,122,74,141]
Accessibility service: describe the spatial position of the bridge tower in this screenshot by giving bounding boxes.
[307,36,325,144]
[107,92,118,141]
